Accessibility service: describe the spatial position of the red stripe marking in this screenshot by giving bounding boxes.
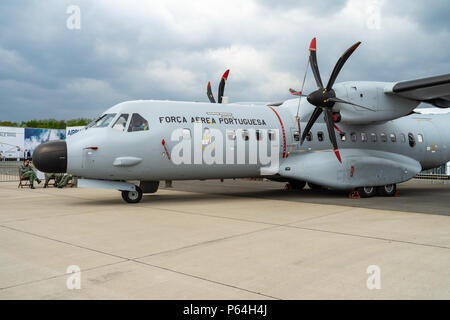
[268,106,287,158]
[161,139,171,160]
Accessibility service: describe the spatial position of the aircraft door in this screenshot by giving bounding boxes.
[82,148,97,169]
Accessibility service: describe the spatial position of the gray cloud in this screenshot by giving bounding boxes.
[0,0,449,121]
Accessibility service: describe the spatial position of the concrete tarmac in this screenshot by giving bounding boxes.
[0,179,449,299]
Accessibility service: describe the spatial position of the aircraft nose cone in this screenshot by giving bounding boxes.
[32,140,67,173]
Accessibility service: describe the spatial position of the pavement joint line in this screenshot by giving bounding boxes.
[0,224,129,261]
[3,185,450,253]
[134,225,279,260]
[133,209,356,260]
[0,260,127,291]
[132,260,281,300]
[0,208,104,224]
[136,204,450,252]
[283,224,450,251]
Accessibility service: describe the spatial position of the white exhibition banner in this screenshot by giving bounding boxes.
[0,126,25,160]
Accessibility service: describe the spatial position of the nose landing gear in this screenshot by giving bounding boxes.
[121,186,143,203]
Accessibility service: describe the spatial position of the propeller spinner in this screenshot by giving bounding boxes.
[300,38,362,163]
[207,69,230,104]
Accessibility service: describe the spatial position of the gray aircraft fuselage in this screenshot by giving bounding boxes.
[64,99,449,186]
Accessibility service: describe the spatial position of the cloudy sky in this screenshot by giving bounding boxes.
[0,0,449,121]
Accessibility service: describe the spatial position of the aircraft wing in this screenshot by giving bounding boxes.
[387,73,450,108]
[279,149,421,190]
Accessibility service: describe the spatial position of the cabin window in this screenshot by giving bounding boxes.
[306,131,312,142]
[390,133,397,143]
[227,130,236,140]
[317,131,324,142]
[380,133,387,142]
[128,113,149,132]
[268,130,277,141]
[408,133,416,147]
[340,133,346,142]
[293,131,300,141]
[350,132,357,142]
[182,128,191,140]
[112,114,129,131]
[89,113,117,128]
[242,130,250,141]
[401,133,406,143]
[418,134,424,143]
[361,132,367,142]
[371,133,377,142]
[256,130,263,141]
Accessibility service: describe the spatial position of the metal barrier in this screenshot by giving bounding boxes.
[0,160,21,182]
[415,174,450,181]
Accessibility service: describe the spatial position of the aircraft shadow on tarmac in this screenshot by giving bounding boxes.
[72,181,450,216]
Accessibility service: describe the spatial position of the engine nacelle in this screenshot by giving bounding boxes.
[332,81,420,124]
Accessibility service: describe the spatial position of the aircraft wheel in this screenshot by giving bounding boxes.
[121,186,143,203]
[308,182,323,190]
[377,184,397,197]
[356,186,377,198]
[290,180,306,190]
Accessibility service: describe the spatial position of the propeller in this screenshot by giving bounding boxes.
[207,69,230,103]
[298,38,363,163]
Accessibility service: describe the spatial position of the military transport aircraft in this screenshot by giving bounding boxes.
[33,38,450,203]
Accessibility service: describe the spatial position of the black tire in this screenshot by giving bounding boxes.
[308,182,323,190]
[121,186,143,203]
[290,180,306,190]
[377,184,397,197]
[356,186,377,198]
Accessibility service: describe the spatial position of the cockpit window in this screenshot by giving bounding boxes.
[128,113,149,132]
[112,114,129,131]
[87,113,117,129]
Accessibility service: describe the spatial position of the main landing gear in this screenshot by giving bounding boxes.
[353,184,397,198]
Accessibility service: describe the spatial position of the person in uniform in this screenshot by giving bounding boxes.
[44,173,63,188]
[56,174,73,188]
[20,160,41,189]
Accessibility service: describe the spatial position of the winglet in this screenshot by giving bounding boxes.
[309,38,317,52]
[333,148,342,163]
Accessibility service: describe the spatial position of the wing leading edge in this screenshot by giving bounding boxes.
[389,73,450,108]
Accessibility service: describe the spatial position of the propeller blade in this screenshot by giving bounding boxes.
[328,97,375,111]
[324,108,342,163]
[207,82,216,103]
[326,41,361,91]
[300,107,322,145]
[217,69,230,104]
[289,88,308,97]
[309,38,324,89]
